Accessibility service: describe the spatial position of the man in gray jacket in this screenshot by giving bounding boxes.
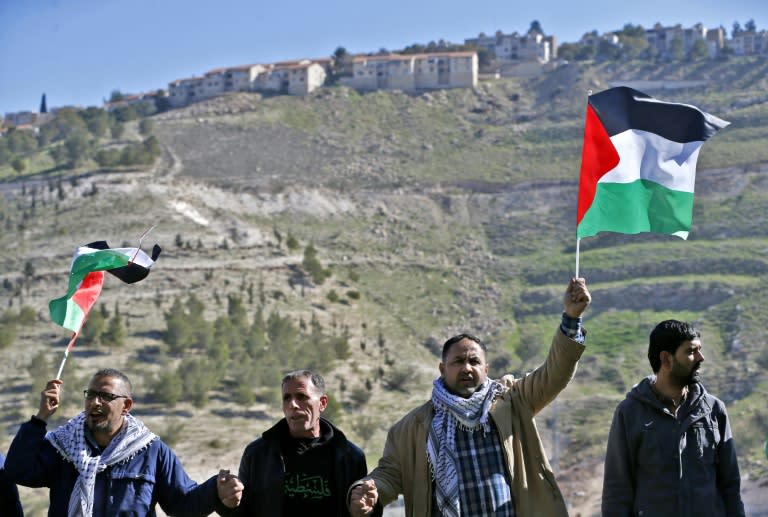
[602,320,745,517]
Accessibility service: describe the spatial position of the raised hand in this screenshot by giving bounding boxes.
[37,379,63,421]
[563,277,591,318]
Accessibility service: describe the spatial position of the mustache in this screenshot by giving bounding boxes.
[689,363,703,383]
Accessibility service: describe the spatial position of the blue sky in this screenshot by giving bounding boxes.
[1,0,765,114]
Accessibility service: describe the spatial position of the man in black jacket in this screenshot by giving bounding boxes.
[219,369,378,517]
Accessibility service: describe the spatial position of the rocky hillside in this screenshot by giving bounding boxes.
[2,57,768,515]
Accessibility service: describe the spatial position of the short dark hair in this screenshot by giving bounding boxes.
[91,368,133,397]
[648,320,700,373]
[282,370,326,395]
[441,333,487,360]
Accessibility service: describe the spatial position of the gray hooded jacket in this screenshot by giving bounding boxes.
[602,376,744,517]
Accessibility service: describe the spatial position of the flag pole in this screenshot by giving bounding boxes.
[55,333,78,380]
[131,224,157,263]
[55,312,88,379]
[575,90,592,279]
[575,238,580,278]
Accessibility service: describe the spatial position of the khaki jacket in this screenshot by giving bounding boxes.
[369,329,585,517]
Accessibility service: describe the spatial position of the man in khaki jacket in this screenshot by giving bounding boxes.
[349,278,591,517]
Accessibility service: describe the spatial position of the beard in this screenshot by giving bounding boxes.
[689,365,702,384]
[671,360,702,386]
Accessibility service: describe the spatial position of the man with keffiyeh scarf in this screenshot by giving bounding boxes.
[349,278,591,517]
[6,368,244,516]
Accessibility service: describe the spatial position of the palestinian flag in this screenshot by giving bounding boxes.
[49,241,161,334]
[576,86,729,239]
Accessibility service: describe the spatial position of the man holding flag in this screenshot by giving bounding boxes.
[349,278,591,517]
[5,368,244,516]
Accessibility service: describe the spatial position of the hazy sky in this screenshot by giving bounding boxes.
[1,0,765,114]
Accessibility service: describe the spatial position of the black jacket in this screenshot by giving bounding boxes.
[602,377,745,517]
[0,452,23,517]
[218,417,376,517]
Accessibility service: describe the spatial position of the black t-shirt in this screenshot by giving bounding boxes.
[280,423,337,516]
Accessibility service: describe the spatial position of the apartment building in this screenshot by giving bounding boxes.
[204,65,265,95]
[343,51,477,92]
[465,31,552,62]
[728,30,768,55]
[254,60,327,95]
[3,109,56,128]
[579,31,620,49]
[168,60,326,107]
[168,76,207,107]
[3,111,38,126]
[168,64,267,107]
[104,90,166,112]
[645,23,724,58]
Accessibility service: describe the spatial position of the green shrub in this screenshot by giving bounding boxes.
[150,371,184,406]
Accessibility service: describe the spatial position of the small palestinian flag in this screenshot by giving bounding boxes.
[49,241,161,334]
[576,86,729,239]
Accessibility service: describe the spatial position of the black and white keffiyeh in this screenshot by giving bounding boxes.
[427,377,503,517]
[46,412,157,517]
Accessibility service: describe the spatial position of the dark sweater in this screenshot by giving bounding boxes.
[218,417,375,517]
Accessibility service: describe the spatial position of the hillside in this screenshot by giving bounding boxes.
[2,57,768,516]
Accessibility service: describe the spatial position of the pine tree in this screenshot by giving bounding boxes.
[104,307,126,347]
[81,310,106,345]
[164,298,191,354]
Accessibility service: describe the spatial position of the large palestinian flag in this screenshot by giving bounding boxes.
[49,241,161,334]
[576,86,729,239]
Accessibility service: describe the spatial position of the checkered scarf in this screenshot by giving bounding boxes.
[427,377,503,517]
[46,412,157,517]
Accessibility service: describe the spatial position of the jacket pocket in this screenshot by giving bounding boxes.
[636,425,666,474]
[108,470,157,515]
[538,462,561,499]
[690,420,719,466]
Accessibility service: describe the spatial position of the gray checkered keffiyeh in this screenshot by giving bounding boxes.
[46,412,157,517]
[427,377,503,517]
